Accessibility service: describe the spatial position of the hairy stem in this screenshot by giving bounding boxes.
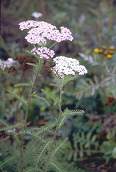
[42,78,64,172]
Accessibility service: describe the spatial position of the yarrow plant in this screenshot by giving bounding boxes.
[52,56,87,78]
[0,58,16,70]
[19,20,73,61]
[19,20,73,44]
[31,47,55,59]
[3,20,87,172]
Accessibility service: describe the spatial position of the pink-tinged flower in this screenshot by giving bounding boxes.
[31,47,55,59]
[25,34,47,45]
[19,20,73,45]
[52,56,87,78]
[19,20,40,30]
[60,27,73,41]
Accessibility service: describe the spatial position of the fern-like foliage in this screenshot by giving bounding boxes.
[68,129,99,161]
[75,74,112,99]
[41,88,61,105]
[35,140,52,165]
[30,93,50,106]
[51,138,68,158]
[59,108,84,128]
[7,90,27,106]
[79,53,99,66]
[49,158,67,172]
[14,81,34,87]
[75,52,116,100]
[0,119,25,132]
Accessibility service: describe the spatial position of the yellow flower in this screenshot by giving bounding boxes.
[108,50,114,55]
[102,46,107,50]
[109,46,115,50]
[99,49,103,54]
[94,48,99,54]
[103,50,108,55]
[106,54,112,59]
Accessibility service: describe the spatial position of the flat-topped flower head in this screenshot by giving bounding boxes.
[0,58,16,70]
[19,20,40,30]
[52,56,87,78]
[31,47,55,59]
[19,20,73,45]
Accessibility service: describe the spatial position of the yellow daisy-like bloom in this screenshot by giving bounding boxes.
[106,54,112,60]
[108,50,114,55]
[104,50,108,55]
[109,46,115,50]
[94,48,99,54]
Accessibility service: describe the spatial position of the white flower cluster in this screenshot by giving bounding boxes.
[52,56,87,78]
[32,12,42,19]
[0,58,16,70]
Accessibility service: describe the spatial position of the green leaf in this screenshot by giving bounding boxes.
[14,81,34,87]
[22,167,41,172]
[53,98,61,105]
[51,138,68,157]
[0,156,15,168]
[86,132,92,140]
[59,109,84,129]
[49,159,67,172]
[17,131,46,143]
[58,115,68,129]
[35,140,52,164]
[25,50,34,55]
[41,89,55,101]
[30,122,57,134]
[50,83,61,87]
[7,90,27,106]
[64,75,78,86]
[62,108,85,116]
[31,94,50,106]
[26,62,38,67]
[0,121,25,132]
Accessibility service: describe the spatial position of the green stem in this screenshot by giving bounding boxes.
[49,42,57,49]
[19,59,42,171]
[42,78,65,172]
[25,67,39,122]
[25,59,42,122]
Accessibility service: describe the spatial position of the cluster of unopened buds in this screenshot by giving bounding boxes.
[104,96,115,106]
[94,46,115,60]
